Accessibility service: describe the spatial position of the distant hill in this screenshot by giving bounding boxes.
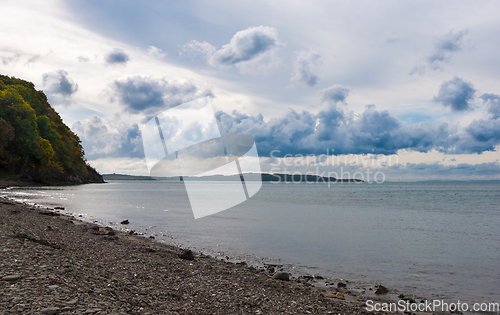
[0,74,103,184]
[103,172,363,183]
[102,174,155,180]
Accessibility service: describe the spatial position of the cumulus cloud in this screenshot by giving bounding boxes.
[321,85,350,104]
[410,29,468,75]
[111,76,213,115]
[105,48,130,65]
[433,77,475,111]
[216,98,500,157]
[460,118,500,153]
[72,115,143,159]
[290,51,321,87]
[480,93,500,118]
[42,70,78,96]
[147,46,167,59]
[182,26,283,75]
[216,104,453,157]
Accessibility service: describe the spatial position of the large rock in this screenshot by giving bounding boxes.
[272,272,290,281]
[179,249,194,260]
[374,284,389,294]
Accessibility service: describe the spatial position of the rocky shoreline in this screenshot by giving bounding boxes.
[0,191,457,314]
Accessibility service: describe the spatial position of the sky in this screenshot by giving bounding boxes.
[1,0,500,181]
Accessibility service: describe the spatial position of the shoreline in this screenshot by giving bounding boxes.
[0,194,380,314]
[0,186,491,314]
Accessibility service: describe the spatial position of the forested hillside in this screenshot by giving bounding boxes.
[0,74,103,184]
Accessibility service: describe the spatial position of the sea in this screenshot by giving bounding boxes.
[1,180,499,312]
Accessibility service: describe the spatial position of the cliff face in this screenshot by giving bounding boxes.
[0,74,103,184]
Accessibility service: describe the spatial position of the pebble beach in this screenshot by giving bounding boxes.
[0,181,460,315]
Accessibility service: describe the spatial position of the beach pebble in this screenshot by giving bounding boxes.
[2,274,21,281]
[272,272,290,281]
[337,282,347,288]
[41,307,59,314]
[120,219,129,225]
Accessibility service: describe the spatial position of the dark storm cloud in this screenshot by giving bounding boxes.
[291,51,321,87]
[112,76,213,115]
[42,70,78,96]
[433,77,475,111]
[105,49,130,65]
[322,85,350,103]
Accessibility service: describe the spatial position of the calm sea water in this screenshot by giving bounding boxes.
[2,180,499,307]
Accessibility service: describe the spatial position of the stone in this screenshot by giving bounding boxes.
[48,285,59,289]
[65,298,78,305]
[179,249,194,260]
[337,282,347,288]
[374,285,389,294]
[120,219,129,225]
[272,272,289,281]
[326,294,345,300]
[2,274,21,281]
[54,206,65,210]
[41,307,59,314]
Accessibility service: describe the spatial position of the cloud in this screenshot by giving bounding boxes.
[147,46,167,59]
[480,93,500,119]
[42,70,78,96]
[1,53,20,65]
[77,55,89,63]
[182,40,216,58]
[72,115,143,159]
[410,29,468,75]
[290,51,321,87]
[105,48,130,65]
[216,104,452,156]
[461,117,500,153]
[183,26,283,75]
[321,85,350,103]
[433,76,475,111]
[217,98,500,157]
[111,76,213,115]
[25,54,41,65]
[385,162,500,180]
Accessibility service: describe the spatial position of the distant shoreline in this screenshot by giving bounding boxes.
[103,173,364,183]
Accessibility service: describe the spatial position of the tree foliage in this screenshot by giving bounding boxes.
[0,74,103,184]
